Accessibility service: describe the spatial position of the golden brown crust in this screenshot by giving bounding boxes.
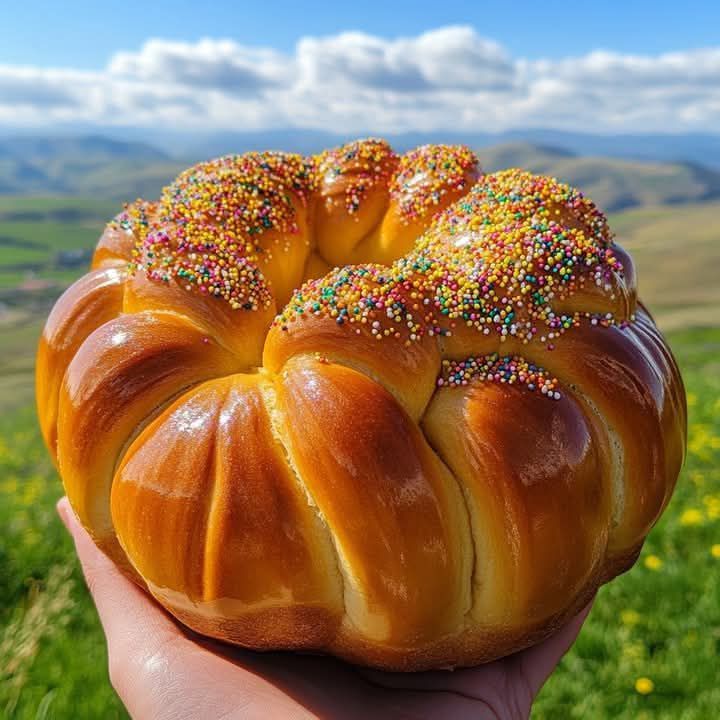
[264,301,441,420]
[36,266,126,456]
[423,381,611,626]
[276,356,472,646]
[36,140,686,670]
[57,311,241,566]
[111,374,343,625]
[313,139,399,266]
[123,269,277,364]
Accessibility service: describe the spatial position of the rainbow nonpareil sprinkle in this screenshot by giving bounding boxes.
[438,354,561,399]
[277,170,623,347]
[107,141,629,400]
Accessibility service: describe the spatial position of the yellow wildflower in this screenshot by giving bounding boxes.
[703,495,720,520]
[635,677,655,695]
[688,425,713,462]
[644,555,663,570]
[680,509,704,526]
[621,609,640,626]
[711,544,720,559]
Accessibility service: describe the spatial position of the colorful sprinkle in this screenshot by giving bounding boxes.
[106,199,155,242]
[314,138,398,215]
[116,141,631,400]
[389,144,479,222]
[424,168,612,247]
[277,169,624,348]
[131,151,316,309]
[438,354,561,399]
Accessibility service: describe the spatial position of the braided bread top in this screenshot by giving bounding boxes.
[36,138,686,670]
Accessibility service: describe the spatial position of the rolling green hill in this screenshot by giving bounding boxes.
[480,143,720,211]
[0,137,184,200]
[613,203,720,330]
[2,136,720,213]
[0,198,119,290]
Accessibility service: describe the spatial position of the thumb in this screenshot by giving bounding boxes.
[56,496,178,643]
[55,497,186,695]
[56,497,328,720]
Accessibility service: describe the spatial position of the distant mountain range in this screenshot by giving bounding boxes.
[8,126,717,167]
[0,135,182,199]
[177,129,720,170]
[2,133,720,213]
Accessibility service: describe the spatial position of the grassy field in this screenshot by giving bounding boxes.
[614,203,720,332]
[0,198,117,290]
[1,195,718,718]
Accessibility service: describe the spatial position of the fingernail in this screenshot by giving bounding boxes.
[56,498,71,532]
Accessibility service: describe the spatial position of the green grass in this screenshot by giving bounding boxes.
[0,221,100,252]
[0,196,119,218]
[0,407,127,719]
[0,327,717,718]
[0,318,45,414]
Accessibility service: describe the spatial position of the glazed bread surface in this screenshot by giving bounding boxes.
[36,139,686,670]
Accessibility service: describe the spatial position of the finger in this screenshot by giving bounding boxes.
[357,599,594,702]
[56,496,181,647]
[510,598,594,699]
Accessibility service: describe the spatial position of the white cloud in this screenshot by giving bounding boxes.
[108,38,291,92]
[296,26,515,92]
[0,66,91,109]
[527,48,720,88]
[1,26,719,133]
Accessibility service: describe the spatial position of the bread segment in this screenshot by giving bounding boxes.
[423,382,610,626]
[275,355,472,647]
[264,309,441,421]
[36,266,126,456]
[56,311,240,565]
[111,374,343,647]
[124,269,276,364]
[313,139,399,266]
[490,315,678,554]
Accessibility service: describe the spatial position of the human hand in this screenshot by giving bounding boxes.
[57,496,592,720]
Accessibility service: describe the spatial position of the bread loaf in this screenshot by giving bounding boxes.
[36,139,686,670]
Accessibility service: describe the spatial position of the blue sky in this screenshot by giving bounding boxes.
[2,0,718,67]
[1,1,718,134]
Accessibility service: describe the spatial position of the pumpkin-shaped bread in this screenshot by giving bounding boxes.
[36,139,686,671]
